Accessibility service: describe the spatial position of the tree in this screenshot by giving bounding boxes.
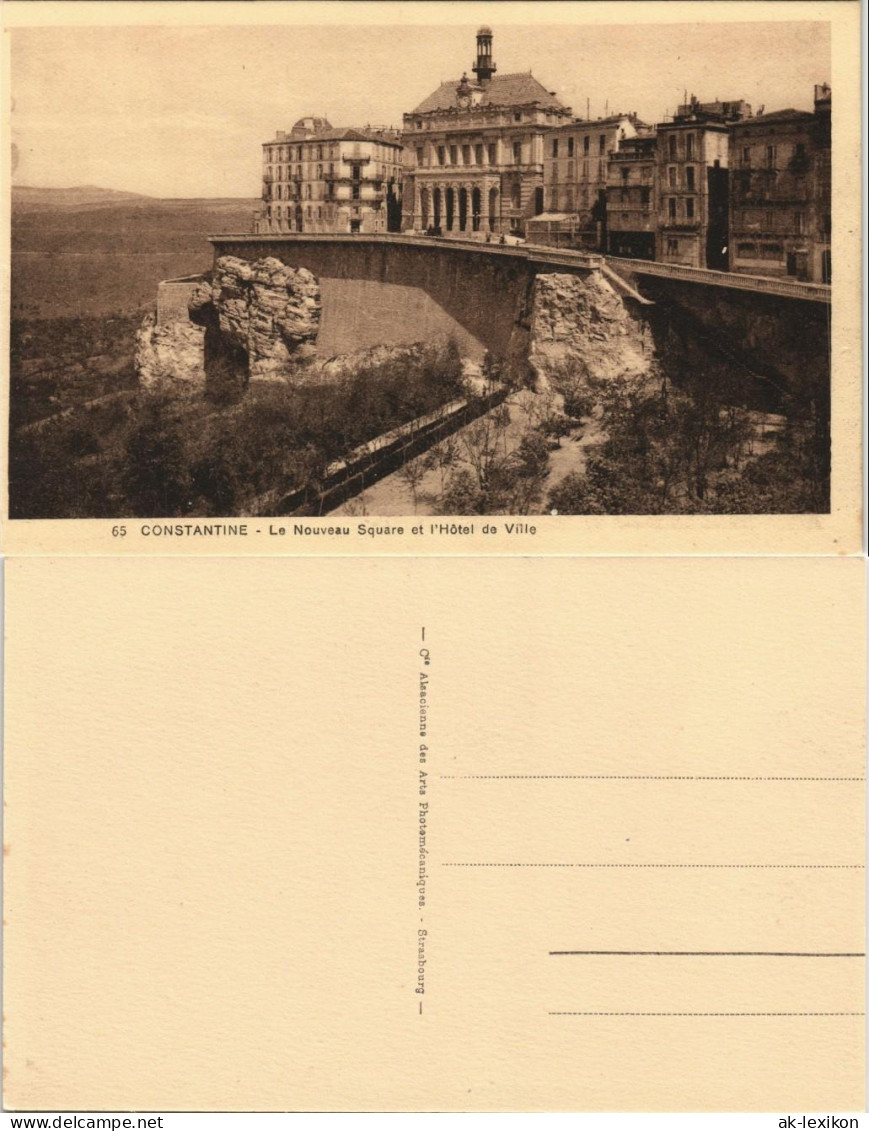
[538,411,573,449]
[121,394,193,517]
[544,369,825,516]
[490,429,551,513]
[459,403,511,500]
[397,452,428,512]
[424,432,461,496]
[438,469,484,515]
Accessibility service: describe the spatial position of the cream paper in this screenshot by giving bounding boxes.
[2,0,865,1115]
[3,555,865,1111]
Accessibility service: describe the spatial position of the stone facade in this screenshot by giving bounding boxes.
[655,97,749,270]
[401,28,572,237]
[605,133,658,259]
[728,85,831,282]
[532,115,645,250]
[256,118,403,235]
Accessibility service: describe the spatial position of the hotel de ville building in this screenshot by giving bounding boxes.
[401,27,572,237]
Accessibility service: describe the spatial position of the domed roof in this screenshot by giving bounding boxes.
[477,25,493,35]
[291,116,332,136]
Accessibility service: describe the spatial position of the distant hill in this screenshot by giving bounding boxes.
[12,185,153,210]
[12,184,259,214]
[11,192,260,319]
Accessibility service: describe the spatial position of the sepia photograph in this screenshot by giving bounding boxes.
[2,4,865,1118]
[7,12,836,521]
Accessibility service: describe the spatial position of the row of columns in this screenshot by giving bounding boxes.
[414,182,501,235]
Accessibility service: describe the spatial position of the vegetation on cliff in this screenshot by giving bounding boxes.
[10,313,142,430]
[8,340,466,519]
[546,369,830,515]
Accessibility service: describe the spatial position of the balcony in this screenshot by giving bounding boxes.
[415,161,542,175]
[326,173,384,187]
[607,201,654,213]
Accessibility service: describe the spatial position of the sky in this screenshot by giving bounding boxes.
[10,19,830,198]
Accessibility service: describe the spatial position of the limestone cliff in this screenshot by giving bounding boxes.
[528,272,654,391]
[202,255,321,382]
[135,311,205,391]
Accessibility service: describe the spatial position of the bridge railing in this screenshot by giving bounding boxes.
[207,231,604,270]
[205,233,830,301]
[606,256,832,303]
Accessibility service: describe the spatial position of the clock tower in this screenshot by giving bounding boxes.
[455,73,473,108]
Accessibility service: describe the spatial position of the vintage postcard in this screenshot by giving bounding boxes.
[3,554,865,1111]
[2,2,865,1115]
[0,0,863,556]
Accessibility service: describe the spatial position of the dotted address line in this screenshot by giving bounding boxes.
[549,1012,864,1017]
[442,863,864,869]
[441,775,865,781]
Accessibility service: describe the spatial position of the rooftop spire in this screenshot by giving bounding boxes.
[472,26,496,86]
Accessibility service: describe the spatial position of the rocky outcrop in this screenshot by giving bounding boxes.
[136,257,322,396]
[134,311,205,391]
[314,342,430,383]
[202,255,321,382]
[528,272,654,391]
